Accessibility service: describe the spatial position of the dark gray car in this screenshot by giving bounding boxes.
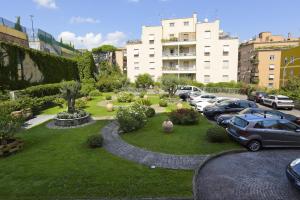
[227,114,300,151]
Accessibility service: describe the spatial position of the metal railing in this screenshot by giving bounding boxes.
[162,66,196,71]
[0,17,27,33]
[162,52,196,57]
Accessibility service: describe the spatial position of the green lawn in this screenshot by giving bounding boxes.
[0,121,193,200]
[122,114,242,155]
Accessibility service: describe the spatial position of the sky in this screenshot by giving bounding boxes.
[1,0,300,50]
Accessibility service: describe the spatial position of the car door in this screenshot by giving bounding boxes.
[277,120,300,147]
[263,95,272,105]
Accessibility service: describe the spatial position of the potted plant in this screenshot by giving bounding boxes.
[162,119,173,133]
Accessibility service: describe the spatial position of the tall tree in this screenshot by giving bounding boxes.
[14,16,22,32]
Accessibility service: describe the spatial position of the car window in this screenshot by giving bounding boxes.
[254,120,279,129]
[278,121,298,131]
[232,117,249,128]
[183,86,192,90]
[239,101,250,108]
[193,87,199,91]
[269,96,275,100]
[228,102,240,108]
[278,97,290,100]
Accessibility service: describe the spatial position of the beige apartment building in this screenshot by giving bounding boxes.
[126,13,239,83]
[238,32,300,89]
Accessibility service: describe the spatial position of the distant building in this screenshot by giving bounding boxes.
[238,32,300,89]
[126,13,239,83]
[0,17,28,47]
[28,29,78,58]
[280,46,300,87]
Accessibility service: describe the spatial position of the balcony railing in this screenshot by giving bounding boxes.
[162,52,196,57]
[162,66,196,71]
[161,38,196,43]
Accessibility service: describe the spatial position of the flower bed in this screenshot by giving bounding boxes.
[54,110,90,127]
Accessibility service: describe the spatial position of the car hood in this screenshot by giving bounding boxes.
[218,114,235,119]
[204,105,224,111]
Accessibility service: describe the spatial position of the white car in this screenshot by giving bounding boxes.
[189,94,216,106]
[175,85,202,96]
[195,97,234,112]
[262,95,294,110]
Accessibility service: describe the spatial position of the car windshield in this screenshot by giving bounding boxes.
[240,109,255,114]
[278,97,290,100]
[232,117,249,128]
[208,99,217,103]
[217,100,232,106]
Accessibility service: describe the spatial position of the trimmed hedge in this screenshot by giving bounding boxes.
[169,108,200,125]
[22,83,62,98]
[206,125,229,143]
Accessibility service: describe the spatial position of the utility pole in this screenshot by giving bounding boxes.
[29,15,35,39]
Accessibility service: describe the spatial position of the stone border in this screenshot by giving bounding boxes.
[46,119,96,129]
[192,149,248,199]
[102,121,209,170]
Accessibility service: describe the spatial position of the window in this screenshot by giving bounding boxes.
[223,45,229,56]
[254,120,279,129]
[149,54,155,57]
[133,49,139,57]
[204,30,211,39]
[204,61,210,69]
[269,55,275,61]
[223,60,229,69]
[204,46,211,56]
[222,75,229,81]
[284,57,288,64]
[169,34,175,38]
[269,74,274,80]
[149,48,155,55]
[268,83,274,88]
[204,75,210,83]
[149,40,154,44]
[134,62,139,65]
[291,56,295,64]
[134,54,139,58]
[269,64,275,70]
[278,120,298,131]
[184,21,189,26]
[134,67,140,70]
[169,22,175,27]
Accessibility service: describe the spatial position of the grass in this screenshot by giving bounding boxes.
[122,114,242,155]
[0,121,193,200]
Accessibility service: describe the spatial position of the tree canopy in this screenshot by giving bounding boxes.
[92,45,117,53]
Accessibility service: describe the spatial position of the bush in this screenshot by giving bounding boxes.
[135,74,154,89]
[23,83,62,97]
[75,98,87,109]
[159,94,169,99]
[116,103,147,133]
[0,113,24,144]
[89,90,101,97]
[80,78,96,96]
[136,98,152,106]
[117,92,134,103]
[206,125,229,143]
[159,99,168,107]
[96,74,128,92]
[87,134,103,148]
[169,108,199,125]
[144,106,155,118]
[76,52,96,80]
[105,95,112,100]
[139,91,146,98]
[53,98,65,108]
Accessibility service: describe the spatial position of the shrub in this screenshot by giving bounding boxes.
[0,113,24,144]
[105,95,112,100]
[169,108,199,125]
[144,106,155,118]
[160,75,187,97]
[139,91,146,98]
[76,52,96,80]
[96,74,128,92]
[117,92,134,103]
[23,82,62,97]
[116,103,147,133]
[53,98,65,108]
[87,134,103,148]
[89,90,101,97]
[135,74,154,89]
[80,78,96,96]
[159,99,168,107]
[159,94,169,99]
[75,98,87,109]
[136,98,152,106]
[56,110,88,119]
[206,125,229,143]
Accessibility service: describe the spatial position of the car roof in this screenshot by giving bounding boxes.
[236,113,283,122]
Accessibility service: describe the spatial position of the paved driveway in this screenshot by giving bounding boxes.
[194,150,300,200]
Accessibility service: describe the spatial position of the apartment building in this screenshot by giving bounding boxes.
[126,13,239,83]
[280,46,300,87]
[238,32,300,89]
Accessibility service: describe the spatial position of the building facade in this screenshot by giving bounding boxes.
[238,32,300,89]
[126,13,239,83]
[280,46,300,87]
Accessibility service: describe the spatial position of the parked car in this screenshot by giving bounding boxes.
[195,97,233,112]
[286,158,300,190]
[179,91,202,101]
[175,85,202,96]
[248,91,267,103]
[227,114,300,151]
[262,95,294,110]
[203,100,258,120]
[217,108,300,127]
[189,94,216,106]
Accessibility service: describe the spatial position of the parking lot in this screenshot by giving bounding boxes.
[194,150,300,200]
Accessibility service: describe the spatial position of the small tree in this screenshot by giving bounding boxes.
[0,114,23,145]
[14,16,22,32]
[135,73,154,89]
[60,81,81,113]
[160,75,186,97]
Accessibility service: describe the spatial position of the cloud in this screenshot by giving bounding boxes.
[70,16,100,24]
[33,0,57,9]
[58,31,127,50]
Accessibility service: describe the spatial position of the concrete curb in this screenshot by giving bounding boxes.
[192,149,248,200]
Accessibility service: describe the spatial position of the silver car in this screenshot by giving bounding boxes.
[227,114,300,151]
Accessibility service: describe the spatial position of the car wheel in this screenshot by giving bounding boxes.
[272,103,277,109]
[247,140,261,152]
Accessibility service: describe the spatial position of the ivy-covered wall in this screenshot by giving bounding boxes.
[0,42,79,90]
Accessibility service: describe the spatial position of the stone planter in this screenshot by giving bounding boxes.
[10,108,33,120]
[176,103,183,109]
[162,120,173,133]
[54,114,91,127]
[0,139,24,156]
[106,103,114,112]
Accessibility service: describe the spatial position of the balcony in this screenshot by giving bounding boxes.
[162,65,196,73]
[162,52,196,60]
[161,32,196,46]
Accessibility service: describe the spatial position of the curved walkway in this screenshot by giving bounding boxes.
[102,121,208,170]
[194,150,300,200]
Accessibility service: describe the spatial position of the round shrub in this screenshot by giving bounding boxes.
[75,98,87,109]
[206,125,229,143]
[159,94,169,99]
[89,90,102,97]
[159,99,168,107]
[87,134,103,148]
[144,106,156,118]
[116,103,147,133]
[105,95,112,100]
[117,92,134,103]
[139,91,146,98]
[136,98,152,106]
[169,108,199,125]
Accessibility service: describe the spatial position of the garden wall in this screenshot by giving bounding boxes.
[0,42,79,90]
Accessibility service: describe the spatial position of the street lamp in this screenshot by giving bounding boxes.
[282,57,300,87]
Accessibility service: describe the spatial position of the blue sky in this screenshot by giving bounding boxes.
[1,0,300,49]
